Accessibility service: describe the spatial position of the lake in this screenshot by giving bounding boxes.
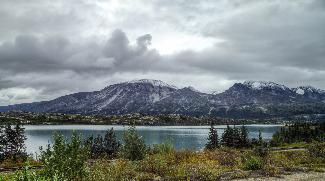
[24,124,282,156]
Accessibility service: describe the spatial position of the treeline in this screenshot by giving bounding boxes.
[205,125,265,150]
[271,122,325,146]
[0,111,278,125]
[0,123,27,162]
[36,126,148,180]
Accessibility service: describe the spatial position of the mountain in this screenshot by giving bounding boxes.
[1,79,325,119]
[215,81,311,105]
[292,86,325,102]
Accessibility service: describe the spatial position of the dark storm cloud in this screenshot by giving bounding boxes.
[0,29,161,98]
[1,0,325,105]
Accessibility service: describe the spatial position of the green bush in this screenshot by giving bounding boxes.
[39,132,90,180]
[244,156,263,170]
[152,140,174,155]
[0,159,52,181]
[253,146,269,158]
[120,126,147,161]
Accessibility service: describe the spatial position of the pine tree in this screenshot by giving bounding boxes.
[14,123,27,157]
[240,125,250,148]
[205,124,219,150]
[103,128,120,158]
[221,125,234,147]
[93,135,104,157]
[232,126,241,148]
[258,130,263,146]
[4,124,15,158]
[3,122,26,160]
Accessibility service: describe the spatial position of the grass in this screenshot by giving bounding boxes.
[1,143,325,180]
[85,146,325,180]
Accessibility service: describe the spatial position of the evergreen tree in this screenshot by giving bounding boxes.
[14,123,27,157]
[205,124,219,150]
[232,126,241,148]
[240,125,250,148]
[92,135,104,157]
[3,122,26,160]
[258,130,263,146]
[4,124,15,158]
[221,125,234,147]
[103,128,120,158]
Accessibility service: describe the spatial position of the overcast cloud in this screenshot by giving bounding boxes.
[0,0,325,105]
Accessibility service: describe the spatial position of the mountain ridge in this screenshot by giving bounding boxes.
[1,79,325,119]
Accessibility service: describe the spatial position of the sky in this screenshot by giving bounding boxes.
[0,0,325,106]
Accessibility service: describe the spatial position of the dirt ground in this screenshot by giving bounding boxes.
[234,172,325,181]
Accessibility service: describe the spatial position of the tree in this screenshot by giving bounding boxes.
[3,124,15,158]
[92,134,104,157]
[232,126,241,147]
[0,122,27,161]
[13,123,27,158]
[87,128,121,159]
[221,125,234,147]
[120,126,147,160]
[205,124,219,150]
[240,125,250,148]
[103,128,120,158]
[258,130,263,146]
[40,132,90,180]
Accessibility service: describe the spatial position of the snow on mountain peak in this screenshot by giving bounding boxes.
[184,86,200,92]
[294,86,325,94]
[243,81,288,90]
[295,88,305,95]
[128,79,178,89]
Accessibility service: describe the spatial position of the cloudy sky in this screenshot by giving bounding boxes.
[0,0,325,105]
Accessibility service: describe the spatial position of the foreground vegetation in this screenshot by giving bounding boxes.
[0,122,325,180]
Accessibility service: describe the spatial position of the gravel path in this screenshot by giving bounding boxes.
[234,172,325,181]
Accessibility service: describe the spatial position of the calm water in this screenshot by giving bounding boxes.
[24,125,282,156]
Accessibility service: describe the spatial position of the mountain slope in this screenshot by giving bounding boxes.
[1,80,325,119]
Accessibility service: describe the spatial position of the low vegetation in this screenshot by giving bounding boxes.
[0,122,325,180]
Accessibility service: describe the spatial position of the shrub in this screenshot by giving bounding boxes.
[138,153,171,176]
[39,132,90,180]
[151,141,174,155]
[205,148,242,167]
[308,142,325,158]
[0,158,50,181]
[244,156,263,170]
[253,146,269,158]
[87,159,137,181]
[120,126,147,161]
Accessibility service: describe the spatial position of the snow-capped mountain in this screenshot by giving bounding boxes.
[215,81,301,105]
[1,80,325,118]
[292,86,325,101]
